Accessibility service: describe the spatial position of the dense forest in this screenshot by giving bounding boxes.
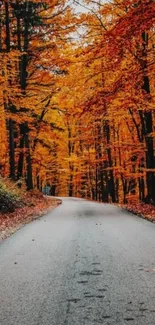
[0,0,154,204]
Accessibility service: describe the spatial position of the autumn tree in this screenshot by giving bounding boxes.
[0,0,154,205]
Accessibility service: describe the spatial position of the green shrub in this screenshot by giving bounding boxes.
[0,178,24,213]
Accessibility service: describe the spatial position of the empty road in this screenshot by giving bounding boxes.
[0,198,155,325]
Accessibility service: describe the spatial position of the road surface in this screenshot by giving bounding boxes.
[0,198,155,325]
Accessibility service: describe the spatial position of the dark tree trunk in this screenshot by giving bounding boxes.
[104,121,116,203]
[69,172,73,197]
[122,179,127,204]
[8,119,15,180]
[50,184,56,196]
[115,178,119,203]
[97,124,104,202]
[139,178,145,201]
[0,3,2,51]
[141,32,155,203]
[95,163,98,201]
[5,2,16,180]
[17,125,25,180]
[25,123,33,190]
[103,161,109,202]
[20,2,29,90]
[16,1,21,51]
[68,126,73,197]
[5,2,10,52]
[94,129,98,201]
[95,121,109,202]
[17,3,33,190]
[17,122,33,190]
[36,176,40,190]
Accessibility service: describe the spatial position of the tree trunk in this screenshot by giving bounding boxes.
[141,32,155,202]
[4,2,16,180]
[25,123,33,190]
[8,119,15,180]
[17,3,33,190]
[104,121,116,203]
[68,126,73,197]
[17,125,25,180]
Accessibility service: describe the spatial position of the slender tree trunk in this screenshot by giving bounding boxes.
[8,119,15,180]
[69,167,73,197]
[103,161,109,202]
[117,128,127,203]
[4,1,16,180]
[138,158,145,201]
[17,3,33,189]
[0,3,2,51]
[68,126,73,197]
[25,123,33,190]
[97,123,104,202]
[113,125,119,202]
[95,163,98,201]
[104,121,116,203]
[17,125,25,180]
[36,175,40,190]
[94,130,98,201]
[5,2,10,52]
[141,32,155,202]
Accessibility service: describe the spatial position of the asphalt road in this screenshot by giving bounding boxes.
[1,198,155,325]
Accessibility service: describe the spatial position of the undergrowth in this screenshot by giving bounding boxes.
[0,178,24,213]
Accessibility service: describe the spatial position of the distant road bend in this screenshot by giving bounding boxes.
[1,197,155,325]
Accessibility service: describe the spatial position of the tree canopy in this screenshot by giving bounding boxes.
[0,0,155,204]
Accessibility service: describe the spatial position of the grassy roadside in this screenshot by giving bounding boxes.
[0,178,61,242]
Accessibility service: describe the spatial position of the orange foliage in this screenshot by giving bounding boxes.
[0,0,155,204]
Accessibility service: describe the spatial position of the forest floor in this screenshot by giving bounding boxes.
[122,203,155,223]
[0,195,61,242]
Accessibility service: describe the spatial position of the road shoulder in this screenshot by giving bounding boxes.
[0,196,61,243]
[120,202,155,223]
